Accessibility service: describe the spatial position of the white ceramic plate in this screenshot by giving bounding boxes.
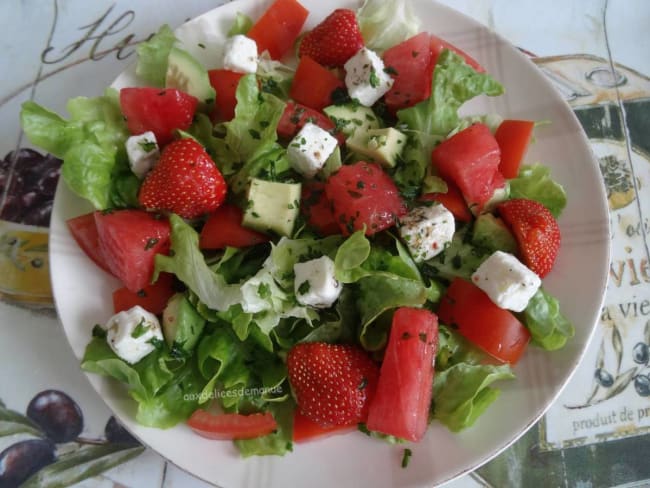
[50,0,611,486]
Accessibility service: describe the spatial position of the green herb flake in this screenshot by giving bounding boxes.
[297,280,311,295]
[401,448,412,468]
[131,317,150,339]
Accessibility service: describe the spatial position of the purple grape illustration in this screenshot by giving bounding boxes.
[26,390,83,443]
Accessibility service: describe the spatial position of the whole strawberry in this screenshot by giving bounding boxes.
[138,138,227,219]
[498,198,561,278]
[287,342,379,427]
[298,9,364,67]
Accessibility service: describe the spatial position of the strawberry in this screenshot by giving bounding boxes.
[298,9,364,67]
[497,198,561,278]
[138,139,227,219]
[287,342,379,427]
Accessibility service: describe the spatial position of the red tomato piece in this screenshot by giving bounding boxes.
[383,32,433,113]
[199,204,270,249]
[208,69,244,123]
[277,101,343,144]
[247,0,309,60]
[67,212,112,274]
[289,56,345,111]
[292,410,355,443]
[420,181,472,223]
[94,210,171,293]
[324,161,407,236]
[431,123,502,210]
[112,272,175,315]
[494,120,535,179]
[119,87,198,146]
[366,307,438,442]
[437,278,530,364]
[187,410,277,440]
[301,182,340,236]
[429,34,485,73]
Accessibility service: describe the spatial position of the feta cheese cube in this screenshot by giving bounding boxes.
[287,123,338,178]
[125,131,159,179]
[105,305,163,364]
[222,34,258,74]
[399,204,455,262]
[471,250,541,312]
[344,47,394,107]
[294,256,342,308]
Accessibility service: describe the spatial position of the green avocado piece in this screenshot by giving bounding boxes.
[323,103,381,138]
[472,213,518,254]
[346,127,407,168]
[243,178,301,237]
[165,46,215,106]
[162,293,206,355]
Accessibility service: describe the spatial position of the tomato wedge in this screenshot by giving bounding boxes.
[247,0,309,59]
[112,272,175,315]
[187,410,277,440]
[199,204,270,249]
[420,181,472,223]
[292,410,355,443]
[290,56,345,111]
[494,120,535,178]
[437,278,530,364]
[208,69,244,123]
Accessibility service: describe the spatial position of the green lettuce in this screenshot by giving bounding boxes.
[214,74,286,189]
[520,288,575,350]
[20,89,129,209]
[357,0,421,52]
[81,337,202,428]
[432,363,515,432]
[509,163,568,217]
[135,24,177,86]
[154,214,243,311]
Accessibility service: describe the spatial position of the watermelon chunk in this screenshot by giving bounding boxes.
[366,307,438,442]
[431,123,503,210]
[383,32,433,113]
[67,212,112,274]
[94,210,171,293]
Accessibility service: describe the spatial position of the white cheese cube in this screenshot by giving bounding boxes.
[399,204,455,262]
[287,123,338,178]
[344,47,394,107]
[471,250,541,312]
[125,131,159,179]
[293,256,342,308]
[222,34,258,74]
[105,305,163,364]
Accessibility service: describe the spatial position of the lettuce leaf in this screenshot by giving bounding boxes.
[520,288,575,350]
[135,24,177,87]
[154,214,243,311]
[508,163,568,217]
[357,0,420,52]
[81,337,202,428]
[432,363,515,432]
[20,89,129,209]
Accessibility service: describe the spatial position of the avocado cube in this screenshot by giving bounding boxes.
[472,213,518,254]
[243,178,301,237]
[346,127,407,168]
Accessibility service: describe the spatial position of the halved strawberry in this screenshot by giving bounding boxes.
[298,9,364,67]
[497,198,561,278]
[94,209,171,293]
[287,342,379,427]
[138,139,227,219]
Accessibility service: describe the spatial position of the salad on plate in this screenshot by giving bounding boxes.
[21,0,574,459]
